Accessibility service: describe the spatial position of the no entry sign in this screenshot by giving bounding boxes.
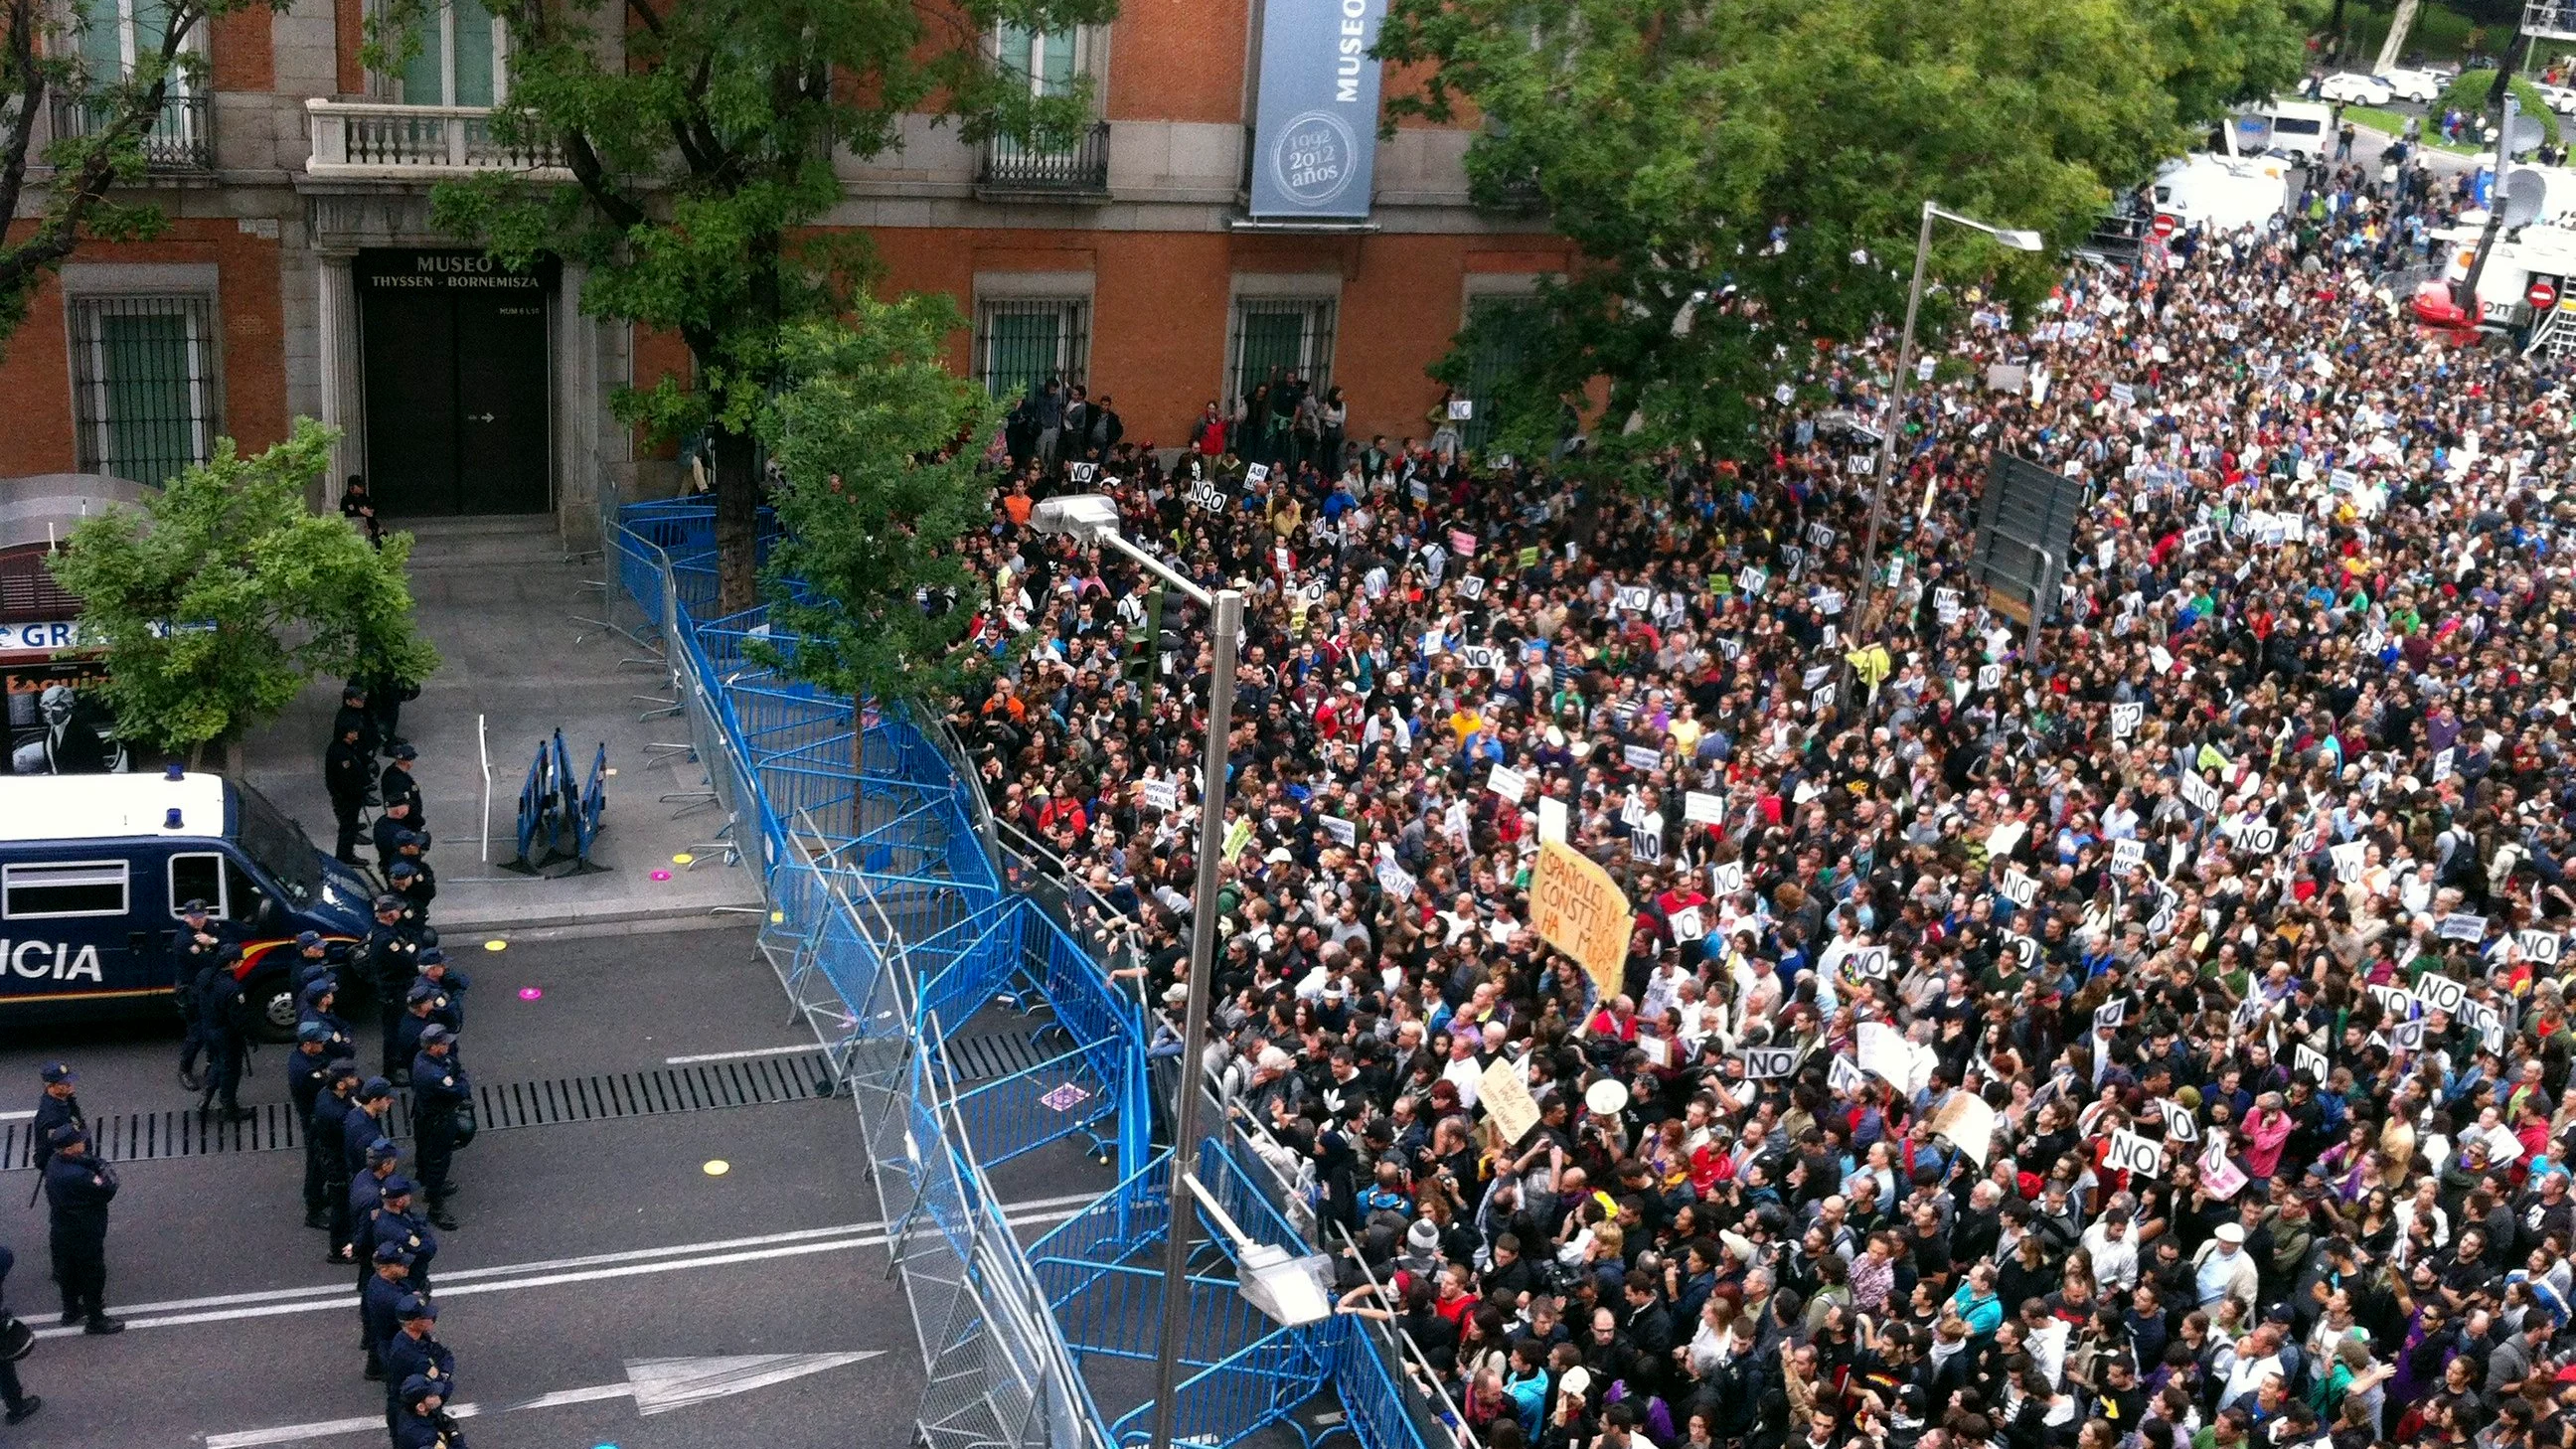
[2152,214,2177,239]
[2530,277,2560,311]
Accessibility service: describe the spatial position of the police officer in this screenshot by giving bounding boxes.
[366,670,413,756]
[372,800,423,875]
[334,679,381,766]
[195,947,253,1123]
[348,1140,402,1289]
[40,1128,118,1334]
[392,1374,465,1449]
[311,1063,361,1248]
[370,1179,437,1298]
[390,857,434,926]
[380,743,424,829]
[328,722,373,865]
[29,1064,81,1178]
[413,949,466,1032]
[170,899,225,1090]
[392,982,447,1086]
[409,1026,467,1230]
[382,1296,454,1443]
[289,931,342,998]
[360,1243,414,1381]
[344,1079,399,1181]
[365,901,421,1075]
[299,980,358,1062]
[0,1244,44,1426]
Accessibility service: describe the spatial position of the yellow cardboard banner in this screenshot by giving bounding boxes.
[1531,841,1634,1002]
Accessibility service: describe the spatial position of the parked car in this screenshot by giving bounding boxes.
[2319,72,2395,104]
[2374,68,2444,103]
[2536,82,2576,116]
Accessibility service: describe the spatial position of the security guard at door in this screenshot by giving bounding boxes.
[41,1128,119,1334]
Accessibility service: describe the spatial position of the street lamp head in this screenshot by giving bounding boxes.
[1995,229,2046,252]
[1029,493,1121,542]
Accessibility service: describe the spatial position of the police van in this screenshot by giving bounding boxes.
[0,768,374,1040]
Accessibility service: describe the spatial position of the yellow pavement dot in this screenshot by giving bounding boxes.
[605,767,619,777]
[703,1160,730,1177]
[672,853,696,866]
[483,939,507,952]
[770,911,785,923]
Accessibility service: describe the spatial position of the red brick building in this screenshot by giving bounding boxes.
[0,0,1567,538]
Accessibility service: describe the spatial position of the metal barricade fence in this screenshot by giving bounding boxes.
[609,499,1461,1449]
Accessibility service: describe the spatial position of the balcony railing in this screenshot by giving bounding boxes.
[50,91,212,172]
[304,98,569,180]
[975,120,1110,197]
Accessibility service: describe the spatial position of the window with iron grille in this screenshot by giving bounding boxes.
[1460,296,1536,451]
[70,295,217,487]
[976,298,1089,402]
[1224,297,1335,410]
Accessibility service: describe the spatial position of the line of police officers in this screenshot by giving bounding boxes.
[13,703,478,1446]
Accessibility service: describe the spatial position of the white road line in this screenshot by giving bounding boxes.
[46,1201,1087,1341]
[92,1189,1104,1320]
[206,1411,395,1448]
[663,1044,821,1064]
[0,1110,34,1123]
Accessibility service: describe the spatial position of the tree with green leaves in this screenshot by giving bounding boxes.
[0,0,262,348]
[46,417,440,767]
[751,300,998,710]
[1375,0,2317,478]
[393,0,1113,613]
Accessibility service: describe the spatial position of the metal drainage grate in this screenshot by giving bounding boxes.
[945,1031,1048,1083]
[0,1052,834,1169]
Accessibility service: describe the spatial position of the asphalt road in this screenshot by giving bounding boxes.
[0,917,1069,1449]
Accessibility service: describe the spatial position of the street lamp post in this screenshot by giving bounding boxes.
[1027,494,1240,1449]
[1845,201,2044,697]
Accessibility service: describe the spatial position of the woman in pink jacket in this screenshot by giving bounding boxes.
[2244,1092,2295,1183]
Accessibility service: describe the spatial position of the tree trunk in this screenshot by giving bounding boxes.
[713,424,760,614]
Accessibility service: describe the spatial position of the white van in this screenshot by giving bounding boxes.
[2255,98,2335,163]
[2437,223,2576,325]
[2152,154,2293,236]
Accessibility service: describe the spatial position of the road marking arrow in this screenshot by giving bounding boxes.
[202,1351,886,1447]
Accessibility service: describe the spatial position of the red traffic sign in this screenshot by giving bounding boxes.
[2152,214,2177,239]
[2531,277,2560,311]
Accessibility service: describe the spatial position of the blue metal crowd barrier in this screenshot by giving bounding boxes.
[562,741,609,875]
[609,498,1447,1449]
[499,737,556,875]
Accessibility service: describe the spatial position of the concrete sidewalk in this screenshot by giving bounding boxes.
[239,516,765,933]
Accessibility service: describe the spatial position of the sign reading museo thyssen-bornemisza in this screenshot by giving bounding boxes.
[1249,0,1388,220]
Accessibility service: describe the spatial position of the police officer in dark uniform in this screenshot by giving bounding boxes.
[0,1244,44,1425]
[392,1374,466,1449]
[311,1064,361,1248]
[413,949,466,1032]
[30,1065,81,1178]
[392,983,448,1086]
[360,1243,414,1381]
[409,1025,467,1230]
[40,1128,119,1334]
[328,722,373,865]
[334,680,380,764]
[382,1295,454,1442]
[299,980,358,1062]
[390,857,434,926]
[170,900,225,1090]
[380,743,423,829]
[370,1180,437,1298]
[366,670,414,754]
[196,947,253,1122]
[344,1080,398,1181]
[289,930,343,998]
[372,800,423,875]
[287,1024,340,1225]
[347,1140,402,1287]
[365,901,420,1075]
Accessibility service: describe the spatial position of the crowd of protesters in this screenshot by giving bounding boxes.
[944,139,2576,1449]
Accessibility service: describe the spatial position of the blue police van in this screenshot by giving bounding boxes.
[0,768,375,1040]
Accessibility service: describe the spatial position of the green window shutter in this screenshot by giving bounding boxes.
[985,307,1060,400]
[1461,298,1534,451]
[399,3,444,102]
[98,309,199,487]
[77,0,123,76]
[1037,30,1075,97]
[452,0,496,106]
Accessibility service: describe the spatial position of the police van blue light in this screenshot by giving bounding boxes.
[0,768,374,1039]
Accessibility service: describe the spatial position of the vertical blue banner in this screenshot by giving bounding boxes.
[1248,0,1388,220]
